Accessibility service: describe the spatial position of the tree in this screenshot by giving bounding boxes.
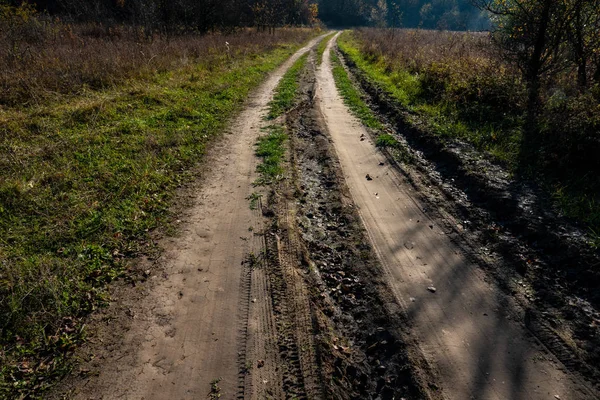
[473,0,570,137]
[565,0,600,88]
[386,0,403,28]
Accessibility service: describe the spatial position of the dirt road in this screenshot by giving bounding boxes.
[53,33,598,400]
[54,36,323,400]
[316,33,595,399]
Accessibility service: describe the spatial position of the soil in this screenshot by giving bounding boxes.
[283,50,435,399]
[49,32,599,400]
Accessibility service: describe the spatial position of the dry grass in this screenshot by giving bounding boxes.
[358,28,495,71]
[0,15,313,106]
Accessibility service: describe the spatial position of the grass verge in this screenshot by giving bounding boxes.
[331,48,414,163]
[330,50,382,130]
[0,34,311,398]
[267,53,308,119]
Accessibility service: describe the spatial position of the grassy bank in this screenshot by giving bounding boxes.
[0,27,313,397]
[331,51,382,130]
[267,53,308,119]
[258,46,311,187]
[338,29,600,237]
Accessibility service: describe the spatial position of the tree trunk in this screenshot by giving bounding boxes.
[520,0,552,172]
[578,61,587,88]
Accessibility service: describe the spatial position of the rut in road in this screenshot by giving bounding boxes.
[316,33,597,400]
[281,47,433,399]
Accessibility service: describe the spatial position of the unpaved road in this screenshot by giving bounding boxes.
[52,33,598,400]
[54,36,324,400]
[316,33,596,399]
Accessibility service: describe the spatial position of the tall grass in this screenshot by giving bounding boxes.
[0,10,313,106]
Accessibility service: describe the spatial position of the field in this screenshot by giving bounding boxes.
[2,6,600,398]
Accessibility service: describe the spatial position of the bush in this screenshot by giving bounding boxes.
[542,92,600,179]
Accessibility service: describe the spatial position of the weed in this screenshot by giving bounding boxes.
[245,252,260,269]
[244,360,253,373]
[246,192,263,210]
[267,54,308,119]
[208,377,222,399]
[254,125,288,185]
[375,134,399,148]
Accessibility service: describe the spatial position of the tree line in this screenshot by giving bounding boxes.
[5,0,488,32]
[3,0,318,32]
[317,0,489,30]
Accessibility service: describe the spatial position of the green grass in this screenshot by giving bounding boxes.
[317,32,336,65]
[375,134,400,149]
[0,39,307,398]
[331,49,414,164]
[254,125,288,185]
[330,50,383,130]
[267,53,308,119]
[337,33,420,108]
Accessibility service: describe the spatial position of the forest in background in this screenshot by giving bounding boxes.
[6,0,488,31]
[319,0,489,30]
[3,0,319,32]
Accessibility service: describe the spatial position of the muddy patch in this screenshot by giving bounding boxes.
[273,54,434,399]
